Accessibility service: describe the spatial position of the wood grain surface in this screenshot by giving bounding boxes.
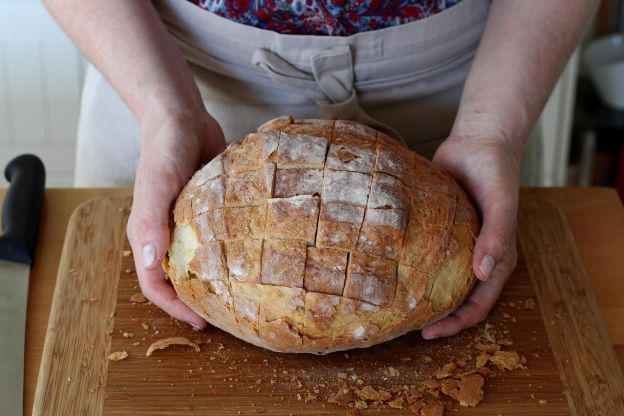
[522,188,624,367]
[104,229,566,415]
[28,193,624,415]
[518,197,624,415]
[0,187,620,415]
[32,196,131,416]
[9,188,131,416]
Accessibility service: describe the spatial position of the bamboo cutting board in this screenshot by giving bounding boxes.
[32,196,624,415]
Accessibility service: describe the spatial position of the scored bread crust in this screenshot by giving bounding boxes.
[164,116,480,354]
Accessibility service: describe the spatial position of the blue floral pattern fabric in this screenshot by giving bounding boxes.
[188,0,463,36]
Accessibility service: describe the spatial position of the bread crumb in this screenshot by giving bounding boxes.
[483,322,496,343]
[443,374,484,407]
[456,353,472,367]
[132,342,141,347]
[422,379,441,390]
[141,323,149,330]
[539,399,547,405]
[130,293,147,303]
[475,353,489,369]
[435,362,457,379]
[122,332,134,338]
[387,367,400,377]
[420,401,444,416]
[524,298,536,310]
[328,385,353,406]
[440,379,459,396]
[475,342,501,353]
[122,250,132,257]
[354,400,368,409]
[355,386,391,401]
[146,337,200,357]
[408,401,424,413]
[388,396,404,409]
[489,351,524,370]
[107,351,128,361]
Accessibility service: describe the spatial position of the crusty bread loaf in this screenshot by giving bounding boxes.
[164,116,480,354]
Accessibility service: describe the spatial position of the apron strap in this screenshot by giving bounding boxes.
[252,46,406,144]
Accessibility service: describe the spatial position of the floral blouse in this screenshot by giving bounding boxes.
[189,0,463,36]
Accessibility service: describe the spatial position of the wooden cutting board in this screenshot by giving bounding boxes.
[32,196,624,415]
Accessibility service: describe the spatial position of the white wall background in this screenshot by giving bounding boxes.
[0,0,85,187]
[537,50,581,186]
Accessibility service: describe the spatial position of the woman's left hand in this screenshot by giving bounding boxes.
[420,134,522,339]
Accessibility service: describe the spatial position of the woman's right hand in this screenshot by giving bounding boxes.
[126,107,226,329]
[43,0,228,328]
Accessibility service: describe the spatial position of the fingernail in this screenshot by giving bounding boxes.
[142,244,156,269]
[422,332,438,340]
[191,325,201,332]
[479,254,495,280]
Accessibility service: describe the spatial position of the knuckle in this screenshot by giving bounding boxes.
[487,233,511,256]
[480,229,518,267]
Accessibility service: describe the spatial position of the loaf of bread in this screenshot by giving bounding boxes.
[164,116,480,354]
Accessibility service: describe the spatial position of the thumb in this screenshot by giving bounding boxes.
[130,166,177,271]
[127,166,208,329]
[472,195,518,282]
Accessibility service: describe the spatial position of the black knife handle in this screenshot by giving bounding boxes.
[0,155,46,265]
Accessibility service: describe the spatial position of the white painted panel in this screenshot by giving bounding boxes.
[42,37,81,144]
[539,49,580,186]
[0,145,76,187]
[0,3,67,37]
[5,38,49,144]
[0,0,84,187]
[0,40,11,144]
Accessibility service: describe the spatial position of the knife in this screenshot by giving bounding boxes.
[0,155,45,416]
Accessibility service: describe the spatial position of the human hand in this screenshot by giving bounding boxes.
[127,109,226,329]
[421,135,521,339]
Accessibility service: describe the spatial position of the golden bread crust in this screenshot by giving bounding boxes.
[165,117,480,354]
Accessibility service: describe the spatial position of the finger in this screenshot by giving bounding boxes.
[472,194,518,282]
[139,272,208,329]
[127,164,207,329]
[421,273,506,339]
[127,215,208,330]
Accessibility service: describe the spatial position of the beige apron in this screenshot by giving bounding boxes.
[75,0,493,187]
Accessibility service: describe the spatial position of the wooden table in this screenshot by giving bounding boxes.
[0,187,621,415]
